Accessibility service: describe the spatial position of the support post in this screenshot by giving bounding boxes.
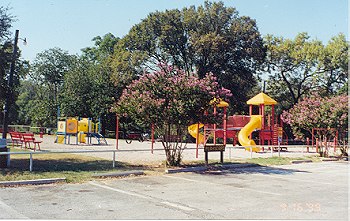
[112,151,116,168]
[271,144,273,157]
[278,140,281,157]
[29,153,33,172]
[2,30,19,140]
[249,105,253,140]
[213,107,216,145]
[333,132,337,153]
[196,123,199,158]
[223,107,227,146]
[151,123,154,154]
[271,105,275,126]
[115,114,119,150]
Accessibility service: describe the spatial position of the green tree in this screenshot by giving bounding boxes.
[59,57,115,123]
[265,33,323,109]
[0,7,29,126]
[58,34,118,132]
[81,34,120,132]
[317,33,348,96]
[110,1,266,113]
[265,33,348,111]
[0,6,15,117]
[29,48,76,127]
[81,33,120,63]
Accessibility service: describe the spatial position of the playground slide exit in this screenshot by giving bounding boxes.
[238,115,262,152]
[188,123,205,144]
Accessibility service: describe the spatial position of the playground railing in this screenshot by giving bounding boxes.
[1,144,347,172]
[0,150,118,172]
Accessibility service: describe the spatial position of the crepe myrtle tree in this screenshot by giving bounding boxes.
[113,64,232,166]
[281,94,348,139]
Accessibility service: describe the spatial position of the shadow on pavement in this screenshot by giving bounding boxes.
[196,163,310,176]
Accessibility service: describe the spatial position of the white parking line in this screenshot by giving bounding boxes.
[163,175,283,196]
[89,181,195,212]
[0,199,29,219]
[160,201,194,211]
[89,181,152,199]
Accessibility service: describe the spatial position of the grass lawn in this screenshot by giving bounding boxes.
[237,156,321,166]
[0,148,145,183]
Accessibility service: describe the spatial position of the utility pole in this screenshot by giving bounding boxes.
[2,30,19,139]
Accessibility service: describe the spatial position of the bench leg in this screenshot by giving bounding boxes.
[220,151,224,164]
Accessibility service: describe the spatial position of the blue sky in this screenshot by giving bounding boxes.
[1,0,348,62]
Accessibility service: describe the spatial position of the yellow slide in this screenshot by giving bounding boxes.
[238,115,262,152]
[188,123,205,144]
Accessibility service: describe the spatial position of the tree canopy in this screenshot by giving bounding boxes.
[265,33,348,110]
[110,1,266,113]
[0,6,15,107]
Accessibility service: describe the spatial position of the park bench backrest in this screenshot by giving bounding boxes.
[10,132,23,140]
[22,133,35,142]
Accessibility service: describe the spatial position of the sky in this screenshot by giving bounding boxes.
[1,0,348,62]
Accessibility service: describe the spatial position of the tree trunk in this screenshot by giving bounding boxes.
[161,124,186,166]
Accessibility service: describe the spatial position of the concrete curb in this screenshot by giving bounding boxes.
[165,163,259,174]
[0,178,66,187]
[217,163,259,170]
[92,170,145,178]
[321,158,340,162]
[290,160,313,164]
[166,166,207,174]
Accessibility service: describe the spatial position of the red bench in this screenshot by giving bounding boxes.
[9,132,23,148]
[22,133,42,151]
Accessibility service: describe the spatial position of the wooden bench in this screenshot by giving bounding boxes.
[9,132,23,148]
[22,133,42,151]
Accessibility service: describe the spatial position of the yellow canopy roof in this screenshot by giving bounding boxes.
[217,100,229,107]
[246,92,277,105]
[209,98,229,107]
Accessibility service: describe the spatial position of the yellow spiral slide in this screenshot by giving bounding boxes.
[188,123,205,144]
[238,115,262,152]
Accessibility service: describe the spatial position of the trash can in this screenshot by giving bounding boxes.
[0,138,9,168]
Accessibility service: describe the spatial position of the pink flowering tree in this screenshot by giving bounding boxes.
[113,65,231,166]
[281,94,348,139]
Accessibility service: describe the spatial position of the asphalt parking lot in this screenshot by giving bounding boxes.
[0,161,348,220]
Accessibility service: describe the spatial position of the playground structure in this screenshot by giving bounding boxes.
[113,92,298,164]
[188,92,288,160]
[56,117,107,145]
